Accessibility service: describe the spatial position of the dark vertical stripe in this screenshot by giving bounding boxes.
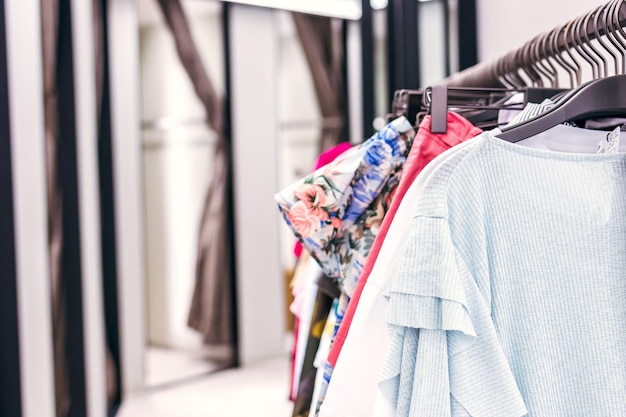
[404,0,419,89]
[457,0,478,71]
[0,0,23,414]
[222,2,239,368]
[386,1,396,97]
[387,0,420,93]
[56,1,87,416]
[443,0,451,76]
[361,0,375,137]
[96,0,122,415]
[341,20,351,143]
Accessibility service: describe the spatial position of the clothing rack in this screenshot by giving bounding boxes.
[440,0,626,88]
[280,2,626,417]
[389,0,626,129]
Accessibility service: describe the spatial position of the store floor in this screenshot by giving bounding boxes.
[117,355,293,417]
[144,346,227,388]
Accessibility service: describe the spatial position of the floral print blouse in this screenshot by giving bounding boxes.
[275,117,415,299]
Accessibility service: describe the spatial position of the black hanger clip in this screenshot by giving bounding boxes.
[430,85,448,134]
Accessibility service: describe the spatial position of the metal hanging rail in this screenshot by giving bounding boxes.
[440,0,626,88]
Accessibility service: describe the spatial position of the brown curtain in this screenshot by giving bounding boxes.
[91,0,119,407]
[154,0,235,349]
[41,1,118,414]
[40,1,69,415]
[292,13,346,152]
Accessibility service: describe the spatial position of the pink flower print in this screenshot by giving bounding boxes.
[288,201,321,238]
[331,217,342,229]
[294,183,329,220]
[295,183,326,208]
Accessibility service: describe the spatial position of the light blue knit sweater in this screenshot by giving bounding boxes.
[383,130,626,416]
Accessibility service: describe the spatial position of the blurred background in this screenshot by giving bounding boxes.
[0,0,606,416]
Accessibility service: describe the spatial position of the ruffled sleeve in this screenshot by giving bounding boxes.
[380,216,528,417]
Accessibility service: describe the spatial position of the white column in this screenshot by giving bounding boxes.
[229,4,286,365]
[108,0,146,392]
[5,0,56,416]
[347,20,364,145]
[71,0,108,415]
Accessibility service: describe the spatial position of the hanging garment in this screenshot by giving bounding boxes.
[292,275,340,417]
[325,112,482,369]
[310,308,336,416]
[276,117,414,416]
[326,139,480,417]
[290,143,352,401]
[275,117,414,295]
[318,112,482,417]
[382,128,626,416]
[290,255,322,401]
[293,143,353,258]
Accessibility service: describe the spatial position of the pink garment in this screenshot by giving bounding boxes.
[326,112,482,366]
[293,142,353,258]
[290,317,300,401]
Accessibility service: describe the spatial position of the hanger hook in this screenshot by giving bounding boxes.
[611,0,626,74]
[548,23,577,88]
[511,48,530,87]
[491,57,507,88]
[597,1,620,76]
[537,31,559,87]
[527,36,548,86]
[504,51,524,88]
[579,7,603,78]
[581,8,606,78]
[571,13,598,80]
[602,0,623,75]
[504,51,522,88]
[589,5,611,77]
[508,50,523,88]
[551,26,580,88]
[561,20,583,85]
[495,53,514,88]
[522,39,544,87]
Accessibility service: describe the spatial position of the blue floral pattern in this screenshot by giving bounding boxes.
[275,117,415,296]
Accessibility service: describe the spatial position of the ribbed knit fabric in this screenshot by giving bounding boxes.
[384,130,626,416]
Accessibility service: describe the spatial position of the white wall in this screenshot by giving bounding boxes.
[72,0,107,414]
[476,0,605,62]
[229,4,286,365]
[418,0,448,87]
[108,0,147,393]
[475,0,615,87]
[6,0,56,415]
